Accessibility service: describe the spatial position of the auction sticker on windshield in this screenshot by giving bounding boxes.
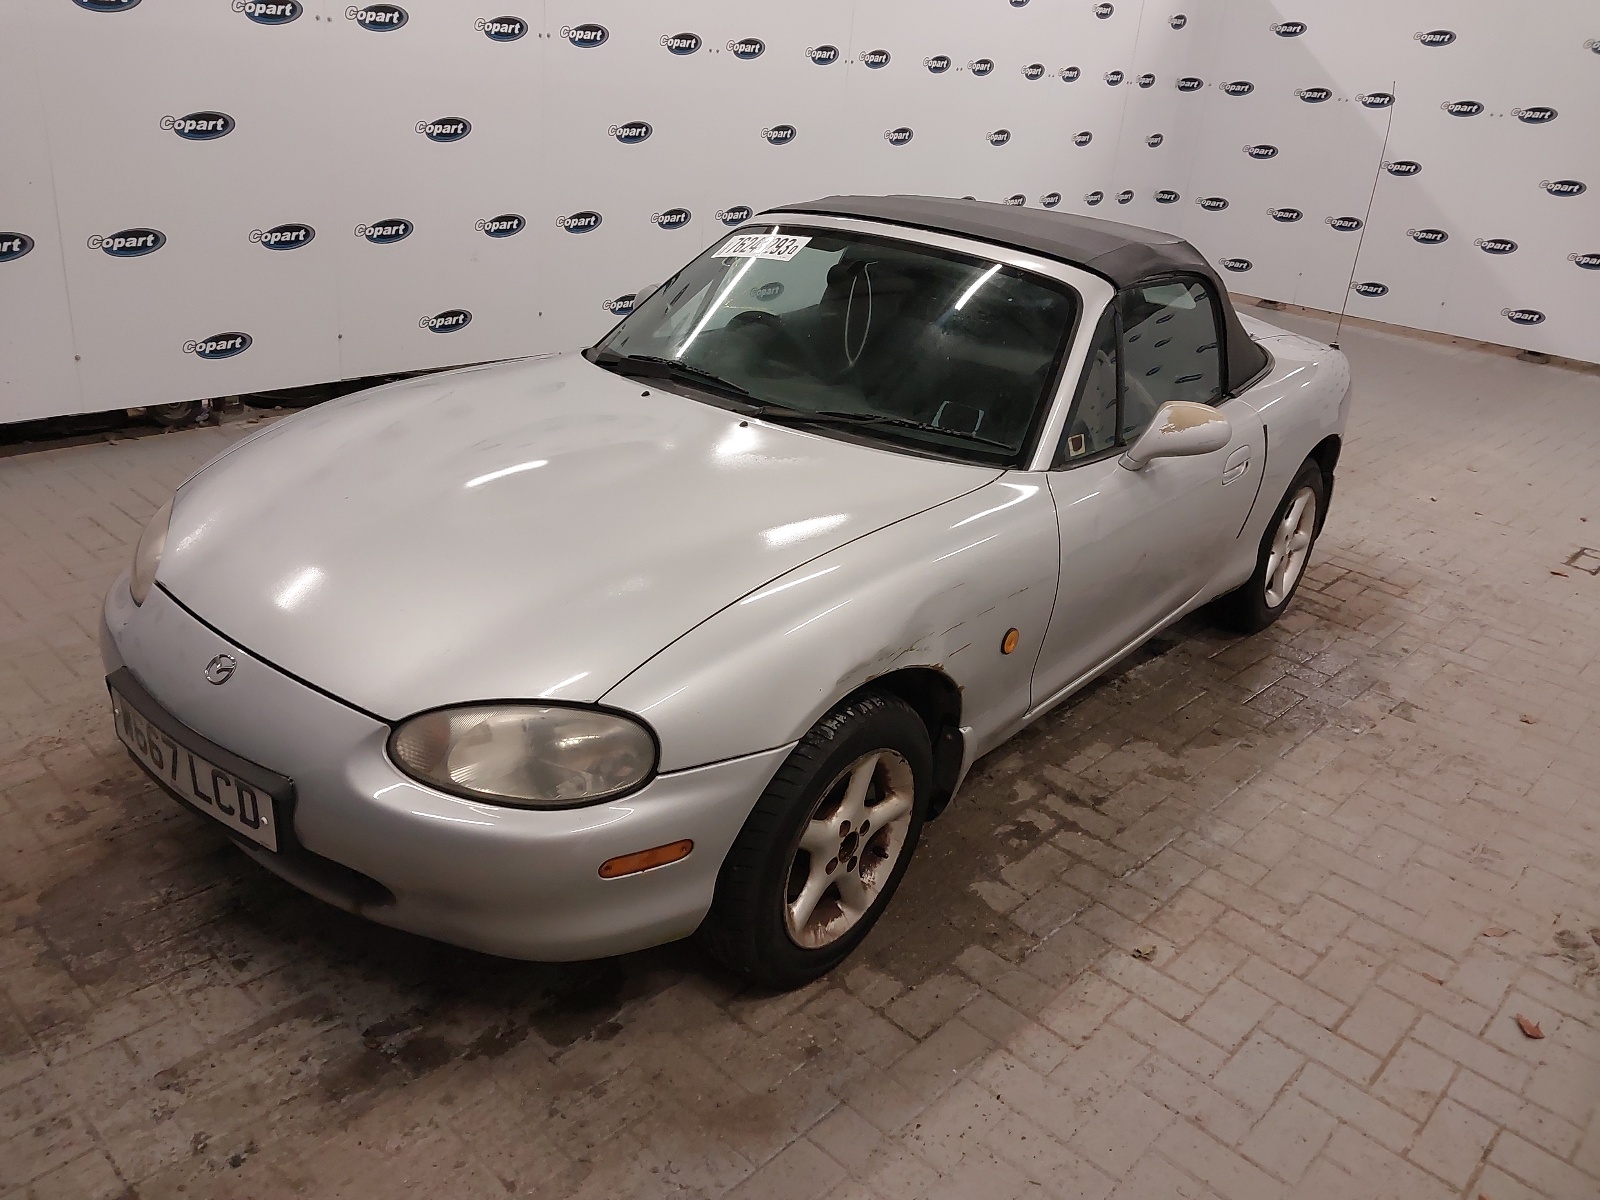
[712,233,812,261]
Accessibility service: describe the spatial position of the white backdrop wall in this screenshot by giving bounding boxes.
[2,0,1596,423]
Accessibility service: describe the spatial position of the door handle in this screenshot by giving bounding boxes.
[1222,446,1251,485]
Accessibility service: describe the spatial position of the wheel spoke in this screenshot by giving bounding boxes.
[787,857,833,933]
[838,752,879,831]
[867,789,913,827]
[799,818,837,857]
[1284,493,1309,534]
[835,869,872,916]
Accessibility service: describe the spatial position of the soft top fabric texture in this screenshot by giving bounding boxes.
[764,194,1269,395]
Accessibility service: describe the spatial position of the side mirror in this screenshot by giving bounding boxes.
[1119,401,1232,470]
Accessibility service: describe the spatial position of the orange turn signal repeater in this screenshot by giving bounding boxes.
[598,839,694,879]
[1001,628,1020,655]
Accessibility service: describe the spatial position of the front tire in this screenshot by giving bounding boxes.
[699,691,931,989]
[1213,460,1326,633]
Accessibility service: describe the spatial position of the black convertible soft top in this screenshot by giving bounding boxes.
[766,194,1269,395]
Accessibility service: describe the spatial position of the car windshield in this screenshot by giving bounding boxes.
[591,225,1080,465]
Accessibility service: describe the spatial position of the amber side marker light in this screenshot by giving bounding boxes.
[1001,628,1020,655]
[599,839,694,879]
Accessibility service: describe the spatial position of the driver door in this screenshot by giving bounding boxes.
[1031,281,1264,710]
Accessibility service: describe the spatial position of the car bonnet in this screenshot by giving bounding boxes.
[155,354,1001,719]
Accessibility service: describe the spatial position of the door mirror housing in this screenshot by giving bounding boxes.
[1119,401,1232,471]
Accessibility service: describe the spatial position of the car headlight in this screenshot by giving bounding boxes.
[129,499,173,606]
[388,704,658,807]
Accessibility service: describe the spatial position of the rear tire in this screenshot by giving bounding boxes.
[1212,460,1326,633]
[699,691,931,990]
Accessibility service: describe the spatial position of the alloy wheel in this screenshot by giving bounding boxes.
[1264,485,1317,607]
[784,749,916,949]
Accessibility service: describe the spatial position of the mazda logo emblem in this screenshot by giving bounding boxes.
[204,654,237,685]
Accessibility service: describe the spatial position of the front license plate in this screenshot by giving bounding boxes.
[110,686,280,851]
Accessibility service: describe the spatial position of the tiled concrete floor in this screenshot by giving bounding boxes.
[2,311,1599,1200]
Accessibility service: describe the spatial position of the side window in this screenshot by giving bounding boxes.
[1117,279,1223,441]
[1056,306,1118,465]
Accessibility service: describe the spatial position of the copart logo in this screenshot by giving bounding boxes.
[161,111,234,140]
[1441,100,1483,117]
[250,222,315,249]
[651,208,691,229]
[970,58,995,76]
[862,49,891,68]
[806,45,839,65]
[1095,3,1114,18]
[1060,66,1081,82]
[1358,92,1395,108]
[0,233,34,262]
[475,15,526,41]
[1415,29,1456,46]
[235,1,301,24]
[609,121,652,145]
[1196,196,1228,211]
[184,332,251,359]
[762,124,797,145]
[347,4,406,31]
[661,32,701,54]
[1115,189,1134,204]
[1297,87,1332,103]
[1542,179,1586,196]
[1384,160,1422,176]
[1244,144,1278,159]
[1137,72,1156,88]
[1104,69,1124,85]
[556,211,601,233]
[1220,80,1253,96]
[752,281,785,302]
[729,38,764,59]
[475,214,524,237]
[1269,207,1303,222]
[417,117,470,142]
[88,228,165,257]
[986,129,1012,146]
[72,0,142,10]
[1502,308,1545,325]
[716,206,752,225]
[1409,228,1448,244]
[926,54,952,73]
[1004,194,1026,206]
[1154,189,1180,204]
[421,309,471,333]
[885,126,914,145]
[1041,192,1062,208]
[356,219,412,243]
[562,23,607,48]
[1170,14,1187,29]
[1569,252,1600,270]
[1220,258,1252,272]
[1176,76,1204,92]
[1514,107,1558,124]
[1476,238,1517,254]
[1073,131,1092,146]
[1351,281,1389,297]
[1146,133,1163,147]
[1023,63,1046,80]
[1271,21,1307,36]
[602,293,636,316]
[1085,190,1104,205]
[1326,216,1363,231]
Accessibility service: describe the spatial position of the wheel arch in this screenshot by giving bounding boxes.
[1309,434,1340,532]
[853,667,964,820]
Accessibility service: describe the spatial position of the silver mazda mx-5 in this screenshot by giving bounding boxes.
[103,196,1350,988]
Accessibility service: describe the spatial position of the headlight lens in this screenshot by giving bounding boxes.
[388,705,658,807]
[129,499,172,606]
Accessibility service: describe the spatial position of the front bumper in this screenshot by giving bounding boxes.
[101,576,790,960]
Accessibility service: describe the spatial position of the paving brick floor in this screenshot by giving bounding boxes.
[2,311,1599,1200]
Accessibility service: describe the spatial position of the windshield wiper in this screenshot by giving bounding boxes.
[754,407,1017,452]
[588,350,755,400]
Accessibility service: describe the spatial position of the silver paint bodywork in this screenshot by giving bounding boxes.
[101,215,1350,960]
